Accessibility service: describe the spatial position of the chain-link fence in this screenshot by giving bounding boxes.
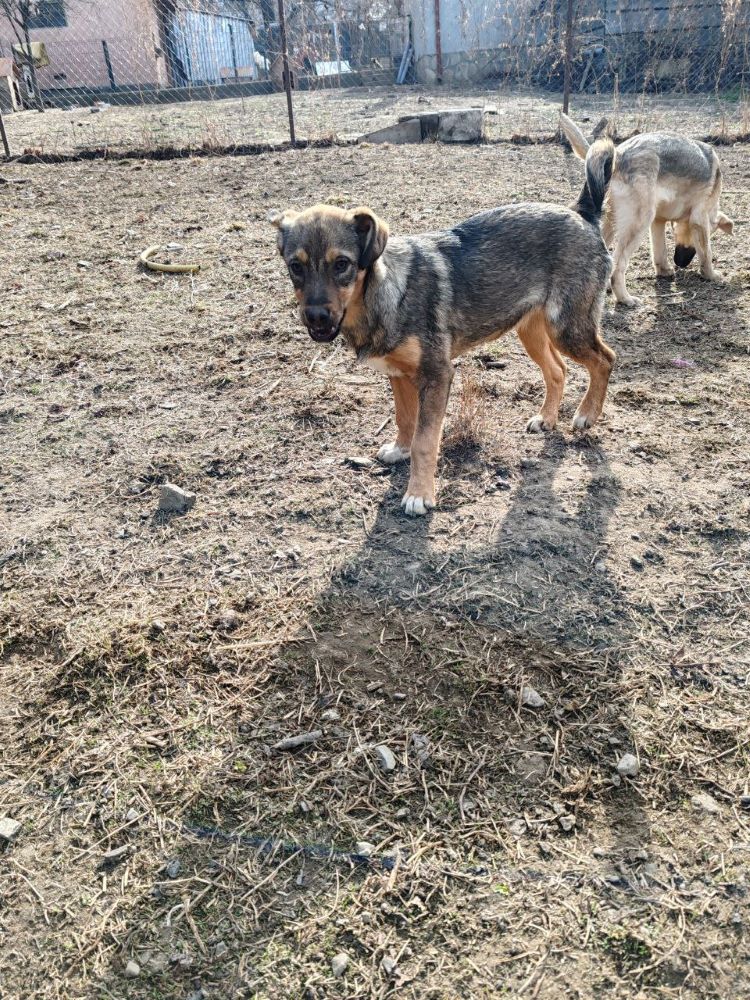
[0,0,748,158]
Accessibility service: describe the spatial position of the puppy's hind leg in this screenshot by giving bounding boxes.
[516,309,567,433]
[650,219,674,278]
[552,317,615,431]
[609,184,654,307]
[691,215,721,281]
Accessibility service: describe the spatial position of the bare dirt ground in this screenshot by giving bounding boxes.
[1,99,750,1000]
[3,83,750,157]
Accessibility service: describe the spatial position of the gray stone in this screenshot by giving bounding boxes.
[102,845,129,865]
[125,808,139,823]
[381,955,398,977]
[691,792,720,814]
[345,455,373,468]
[521,686,545,708]
[214,940,228,958]
[321,708,340,722]
[0,817,21,842]
[272,730,322,752]
[740,795,750,810]
[165,857,182,878]
[375,744,396,772]
[331,952,349,977]
[437,108,485,143]
[617,753,639,777]
[558,813,576,832]
[158,483,196,513]
[361,119,422,145]
[355,841,375,858]
[124,960,140,978]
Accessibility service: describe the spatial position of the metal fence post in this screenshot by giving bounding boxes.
[277,0,296,144]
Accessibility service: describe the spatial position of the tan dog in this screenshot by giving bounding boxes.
[561,113,733,307]
[271,141,617,516]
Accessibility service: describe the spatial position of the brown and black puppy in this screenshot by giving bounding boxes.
[271,139,616,516]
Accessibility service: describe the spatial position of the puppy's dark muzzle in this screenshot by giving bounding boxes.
[303,305,341,343]
[674,244,697,269]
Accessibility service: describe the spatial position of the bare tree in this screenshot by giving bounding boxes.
[0,0,44,110]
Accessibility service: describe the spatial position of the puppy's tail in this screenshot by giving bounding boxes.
[573,138,615,226]
[559,112,591,160]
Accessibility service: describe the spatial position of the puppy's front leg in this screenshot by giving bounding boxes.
[378,375,417,465]
[691,219,721,281]
[401,367,454,517]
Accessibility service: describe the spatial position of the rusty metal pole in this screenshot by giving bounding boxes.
[562,0,574,114]
[277,0,296,144]
[433,0,443,83]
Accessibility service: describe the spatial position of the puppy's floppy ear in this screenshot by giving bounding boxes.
[268,209,298,254]
[351,207,389,269]
[717,211,733,236]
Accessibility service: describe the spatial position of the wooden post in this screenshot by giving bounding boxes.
[433,0,442,82]
[277,0,295,144]
[102,40,116,90]
[563,0,574,114]
[0,111,10,158]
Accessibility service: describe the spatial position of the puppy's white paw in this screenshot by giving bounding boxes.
[655,266,675,279]
[572,413,594,431]
[377,441,410,465]
[526,414,553,434]
[701,269,722,282]
[401,493,434,517]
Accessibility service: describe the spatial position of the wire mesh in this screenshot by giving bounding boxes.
[0,0,748,158]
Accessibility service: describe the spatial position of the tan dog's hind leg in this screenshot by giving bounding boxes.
[517,309,567,433]
[650,219,674,278]
[378,376,418,464]
[691,215,721,280]
[402,370,454,517]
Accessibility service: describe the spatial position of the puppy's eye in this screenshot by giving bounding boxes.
[334,257,351,275]
[289,260,305,281]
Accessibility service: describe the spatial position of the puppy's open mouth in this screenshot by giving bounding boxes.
[305,312,345,344]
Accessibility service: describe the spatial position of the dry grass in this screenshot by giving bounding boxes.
[1,125,749,1000]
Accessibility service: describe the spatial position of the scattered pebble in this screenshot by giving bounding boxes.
[410,732,430,766]
[395,807,409,819]
[594,560,607,573]
[101,845,129,866]
[218,609,240,631]
[740,795,750,810]
[214,940,228,958]
[392,691,407,701]
[630,556,644,570]
[124,960,140,978]
[0,817,21,842]
[381,955,398,977]
[521,686,545,708]
[617,753,640,777]
[345,455,373,468]
[165,858,182,879]
[355,841,375,858]
[558,814,576,832]
[691,792,720,814]
[272,730,322,752]
[331,952,349,977]
[321,708,340,722]
[375,744,396,772]
[125,808,139,824]
[158,483,196,513]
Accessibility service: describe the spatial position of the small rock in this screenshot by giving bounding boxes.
[272,730,322,752]
[410,732,430,766]
[0,817,22,842]
[392,691,407,701]
[124,960,140,978]
[594,560,607,573]
[558,813,576,832]
[102,845,129,866]
[521,686,545,708]
[214,940,228,958]
[593,846,608,858]
[77,259,93,268]
[149,619,166,635]
[164,858,182,878]
[345,455,373,468]
[395,807,409,819]
[610,773,622,787]
[381,955,398,977]
[158,483,196,513]
[617,753,639,777]
[331,952,349,977]
[375,744,396,772]
[507,818,527,838]
[355,841,375,858]
[630,556,644,570]
[739,795,750,810]
[125,808,139,823]
[321,708,340,722]
[691,792,720,814]
[218,609,240,631]
[299,800,313,814]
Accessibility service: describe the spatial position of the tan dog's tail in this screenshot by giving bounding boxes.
[560,112,591,160]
